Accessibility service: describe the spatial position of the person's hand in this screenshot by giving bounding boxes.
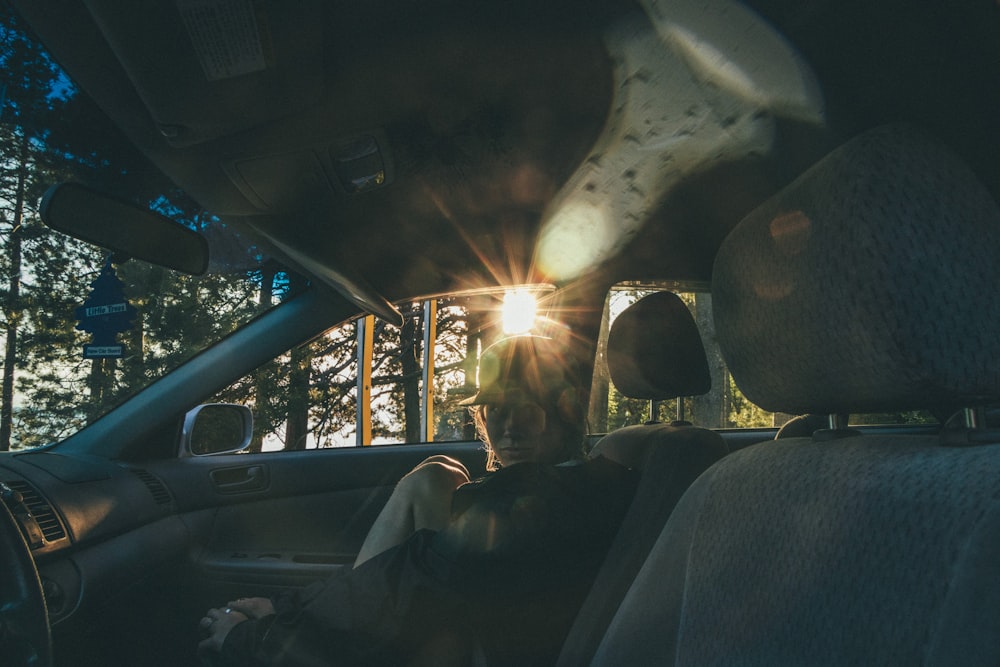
[198,605,250,655]
[228,596,275,619]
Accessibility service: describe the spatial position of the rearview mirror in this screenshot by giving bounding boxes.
[182,404,253,456]
[40,182,209,275]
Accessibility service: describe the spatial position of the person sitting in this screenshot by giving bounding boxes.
[198,334,639,666]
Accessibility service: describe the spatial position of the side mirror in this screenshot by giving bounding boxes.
[182,404,253,456]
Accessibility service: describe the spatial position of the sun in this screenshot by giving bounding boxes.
[501,289,538,335]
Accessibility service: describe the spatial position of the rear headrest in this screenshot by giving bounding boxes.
[712,124,1000,415]
[607,291,711,400]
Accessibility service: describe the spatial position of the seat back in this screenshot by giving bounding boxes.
[556,291,727,666]
[590,124,1000,665]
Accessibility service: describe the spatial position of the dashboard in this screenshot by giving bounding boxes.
[0,452,186,626]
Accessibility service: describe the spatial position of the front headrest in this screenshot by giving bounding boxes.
[712,124,1000,415]
[607,291,711,400]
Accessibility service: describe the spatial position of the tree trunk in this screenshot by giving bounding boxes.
[588,294,612,434]
[400,310,422,443]
[124,306,144,387]
[249,264,277,452]
[462,312,483,440]
[284,342,312,450]
[0,228,20,451]
[0,135,29,451]
[691,292,726,428]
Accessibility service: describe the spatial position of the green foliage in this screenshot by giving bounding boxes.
[850,411,938,426]
[606,386,650,430]
[726,373,773,428]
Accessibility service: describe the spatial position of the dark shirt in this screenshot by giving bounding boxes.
[219,455,638,666]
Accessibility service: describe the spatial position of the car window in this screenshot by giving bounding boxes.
[589,285,939,433]
[5,250,292,451]
[208,289,552,452]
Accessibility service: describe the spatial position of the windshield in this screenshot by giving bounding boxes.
[0,12,274,450]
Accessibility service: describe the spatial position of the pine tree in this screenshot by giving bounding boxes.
[0,10,77,450]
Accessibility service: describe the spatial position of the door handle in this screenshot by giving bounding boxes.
[210,465,268,494]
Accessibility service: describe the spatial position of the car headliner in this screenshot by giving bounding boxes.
[11,0,1000,316]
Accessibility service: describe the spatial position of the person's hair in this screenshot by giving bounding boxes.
[471,389,586,471]
[471,406,501,471]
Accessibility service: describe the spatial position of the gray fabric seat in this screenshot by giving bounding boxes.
[556,291,728,666]
[589,124,1000,665]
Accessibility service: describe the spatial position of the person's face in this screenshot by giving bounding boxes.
[483,391,568,466]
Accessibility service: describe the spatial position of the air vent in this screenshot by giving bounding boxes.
[5,479,67,543]
[130,469,173,505]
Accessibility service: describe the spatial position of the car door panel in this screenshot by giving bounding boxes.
[145,442,488,611]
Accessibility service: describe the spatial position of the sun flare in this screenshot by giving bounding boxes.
[501,289,538,335]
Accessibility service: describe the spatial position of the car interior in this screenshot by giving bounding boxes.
[2,0,999,665]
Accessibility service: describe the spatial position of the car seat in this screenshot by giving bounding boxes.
[588,123,1000,665]
[556,290,728,666]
